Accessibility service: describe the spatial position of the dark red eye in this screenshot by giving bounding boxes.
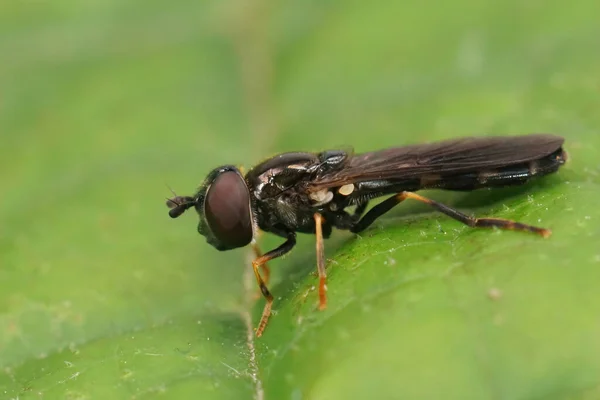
[204,171,253,249]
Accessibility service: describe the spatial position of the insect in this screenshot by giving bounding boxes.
[166,134,566,336]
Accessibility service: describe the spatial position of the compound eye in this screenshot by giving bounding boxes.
[204,171,253,249]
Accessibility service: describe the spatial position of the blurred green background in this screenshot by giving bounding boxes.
[2,0,600,399]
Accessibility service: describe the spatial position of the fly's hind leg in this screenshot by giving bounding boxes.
[350,191,551,238]
[352,200,369,221]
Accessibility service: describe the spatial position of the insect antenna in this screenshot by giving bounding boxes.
[165,184,196,218]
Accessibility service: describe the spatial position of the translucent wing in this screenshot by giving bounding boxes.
[309,134,565,190]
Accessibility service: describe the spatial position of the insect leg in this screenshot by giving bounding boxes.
[351,191,551,238]
[352,200,369,221]
[314,213,327,310]
[251,242,270,286]
[252,234,296,337]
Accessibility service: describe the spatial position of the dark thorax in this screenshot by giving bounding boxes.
[244,150,354,238]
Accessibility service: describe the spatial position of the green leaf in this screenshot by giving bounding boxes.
[2,0,600,399]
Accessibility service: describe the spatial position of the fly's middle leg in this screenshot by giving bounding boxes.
[314,213,328,310]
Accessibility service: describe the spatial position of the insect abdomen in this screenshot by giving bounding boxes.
[420,148,567,191]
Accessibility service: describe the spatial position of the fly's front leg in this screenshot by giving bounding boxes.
[351,191,551,237]
[251,242,270,286]
[252,234,296,337]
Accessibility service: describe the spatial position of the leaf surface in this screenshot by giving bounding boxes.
[2,1,600,399]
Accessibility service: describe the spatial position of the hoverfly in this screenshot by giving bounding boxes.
[167,134,566,336]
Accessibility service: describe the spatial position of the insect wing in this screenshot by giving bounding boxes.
[308,134,565,190]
